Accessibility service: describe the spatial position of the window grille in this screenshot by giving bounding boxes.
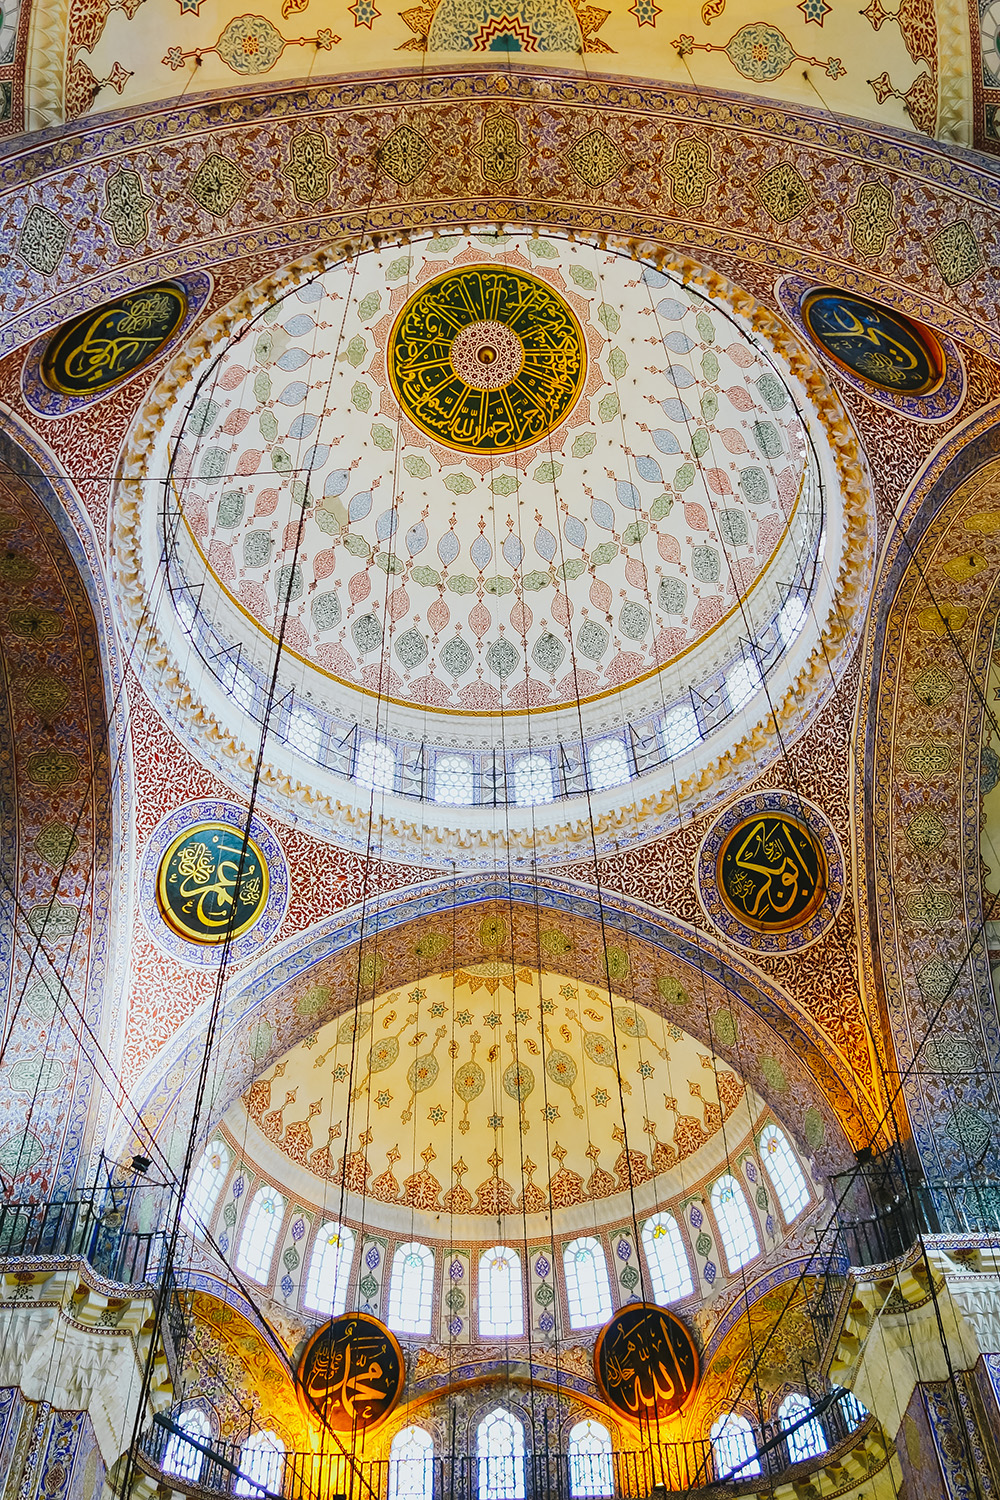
[588,737,629,790]
[355,738,396,793]
[710,1414,761,1480]
[513,754,554,806]
[641,1212,694,1303]
[563,1237,613,1329]
[710,1175,760,1273]
[434,754,475,805]
[235,1432,284,1499]
[302,1221,355,1316]
[478,1246,524,1337]
[235,1184,285,1284]
[181,1141,231,1237]
[477,1409,525,1500]
[568,1421,613,1498]
[779,1393,826,1463]
[388,1426,434,1500]
[388,1242,434,1335]
[759,1124,810,1223]
[163,1409,210,1483]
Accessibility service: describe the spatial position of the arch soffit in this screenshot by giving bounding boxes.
[129,876,869,1183]
[860,409,1000,1176]
[0,70,997,365]
[0,423,130,1193]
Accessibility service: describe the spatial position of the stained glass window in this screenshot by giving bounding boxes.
[759,1124,810,1223]
[710,1414,761,1480]
[479,1246,524,1337]
[779,1393,826,1463]
[355,738,396,793]
[389,1426,434,1500]
[235,1184,285,1284]
[641,1212,694,1303]
[302,1221,355,1316]
[163,1408,210,1483]
[477,1409,525,1500]
[836,1388,866,1428]
[563,1237,613,1329]
[435,754,475,805]
[710,1175,760,1272]
[568,1420,613,1498]
[588,737,630,790]
[513,754,554,806]
[661,702,700,758]
[388,1241,434,1334]
[726,656,763,712]
[778,594,806,646]
[235,1432,284,1498]
[181,1140,230,1237]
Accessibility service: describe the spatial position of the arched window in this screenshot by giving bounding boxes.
[642,1213,694,1304]
[388,1242,434,1335]
[235,1184,285,1284]
[435,754,475,805]
[302,1222,355,1316]
[235,1432,284,1499]
[356,738,396,793]
[163,1408,211,1483]
[760,1124,810,1224]
[389,1426,434,1500]
[563,1237,612,1329]
[477,1408,525,1500]
[478,1246,524,1338]
[661,702,700,758]
[836,1388,867,1428]
[513,753,553,806]
[588,737,629,790]
[568,1420,613,1499]
[287,706,323,760]
[180,1140,230,1236]
[779,1393,826,1463]
[726,656,763,712]
[778,594,806,646]
[710,1414,760,1481]
[710,1176,760,1273]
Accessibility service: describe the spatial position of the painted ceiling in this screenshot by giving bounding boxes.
[23,0,979,151]
[156,234,813,739]
[226,964,768,1234]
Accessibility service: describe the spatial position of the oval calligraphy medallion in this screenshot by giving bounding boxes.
[801,289,943,396]
[298,1313,405,1433]
[696,791,844,953]
[157,822,269,943]
[594,1304,698,1423]
[140,800,289,968]
[387,265,587,453]
[41,281,189,397]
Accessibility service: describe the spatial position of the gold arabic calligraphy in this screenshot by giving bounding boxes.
[388,266,586,453]
[41,284,187,397]
[595,1305,697,1422]
[803,292,940,395]
[717,814,827,931]
[157,823,268,944]
[299,1315,403,1432]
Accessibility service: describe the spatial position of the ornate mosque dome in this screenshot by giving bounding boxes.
[117,231,868,864]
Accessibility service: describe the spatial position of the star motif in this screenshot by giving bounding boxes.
[175,0,203,14]
[797,0,830,22]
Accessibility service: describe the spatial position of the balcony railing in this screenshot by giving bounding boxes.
[0,1196,169,1285]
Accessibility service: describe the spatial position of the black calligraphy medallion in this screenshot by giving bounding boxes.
[298,1313,404,1433]
[156,822,269,944]
[802,290,943,395]
[594,1304,698,1423]
[387,266,587,453]
[41,281,188,396]
[716,813,827,932]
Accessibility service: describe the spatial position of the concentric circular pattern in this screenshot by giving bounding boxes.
[697,791,843,953]
[449,320,525,390]
[388,264,586,452]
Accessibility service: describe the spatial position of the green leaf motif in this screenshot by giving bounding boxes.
[410,565,441,587]
[404,454,431,478]
[598,392,620,423]
[695,311,715,342]
[572,432,597,458]
[447,574,477,594]
[254,372,271,404]
[342,335,367,367]
[691,427,711,458]
[352,382,372,412]
[357,290,381,320]
[622,521,648,547]
[702,349,720,383]
[483,575,515,595]
[491,474,519,495]
[649,492,673,521]
[374,551,404,574]
[259,411,278,441]
[534,461,563,483]
[557,557,587,581]
[521,570,551,591]
[608,347,628,379]
[674,462,696,490]
[444,473,476,494]
[343,533,371,558]
[598,303,621,333]
[271,447,292,474]
[701,390,719,422]
[371,423,394,451]
[570,264,597,290]
[590,542,618,566]
[528,239,559,258]
[385,257,411,280]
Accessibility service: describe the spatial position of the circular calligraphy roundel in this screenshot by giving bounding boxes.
[594,1304,698,1424]
[697,791,844,953]
[298,1313,405,1433]
[388,265,587,453]
[801,289,943,396]
[40,281,188,397]
[156,822,269,944]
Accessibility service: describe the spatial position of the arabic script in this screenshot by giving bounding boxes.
[596,1305,698,1422]
[718,815,826,930]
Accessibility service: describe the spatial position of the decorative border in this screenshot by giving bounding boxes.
[20,270,213,418]
[138,799,288,968]
[776,275,966,423]
[696,791,844,954]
